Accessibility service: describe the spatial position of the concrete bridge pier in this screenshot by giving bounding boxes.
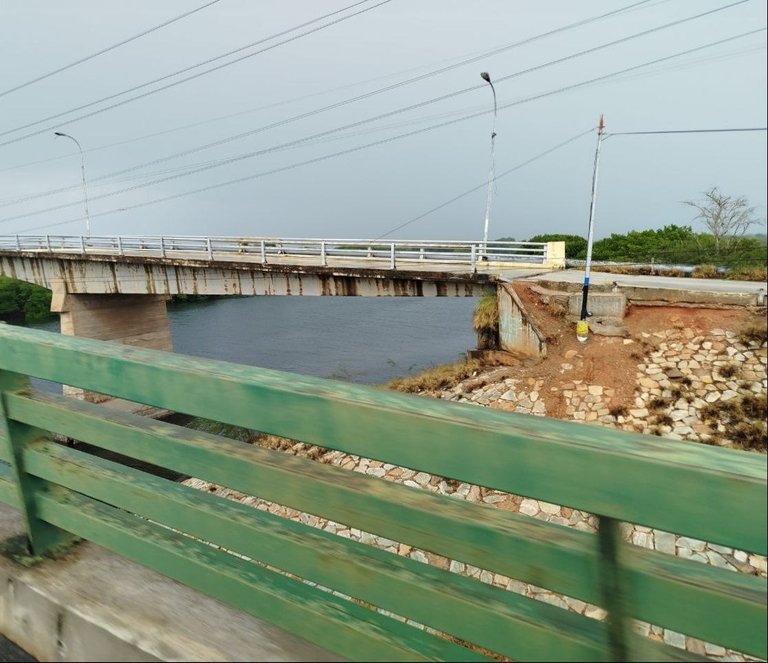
[51,290,172,414]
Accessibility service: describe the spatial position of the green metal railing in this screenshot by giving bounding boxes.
[0,325,765,661]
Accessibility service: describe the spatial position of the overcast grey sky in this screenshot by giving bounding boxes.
[0,0,765,241]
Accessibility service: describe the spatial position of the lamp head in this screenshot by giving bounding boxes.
[54,131,66,137]
[480,72,491,83]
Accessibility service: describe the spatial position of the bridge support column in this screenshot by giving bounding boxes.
[52,293,172,414]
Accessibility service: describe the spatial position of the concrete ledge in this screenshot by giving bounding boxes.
[0,505,341,662]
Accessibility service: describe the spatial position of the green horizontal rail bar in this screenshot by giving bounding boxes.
[25,440,612,662]
[34,485,486,662]
[0,326,764,554]
[5,391,605,605]
[626,548,767,659]
[0,461,19,508]
[7,392,765,658]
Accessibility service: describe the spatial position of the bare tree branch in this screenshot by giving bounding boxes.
[684,187,757,254]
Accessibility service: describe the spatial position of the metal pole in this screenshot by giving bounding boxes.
[54,132,92,236]
[577,115,606,342]
[481,72,497,259]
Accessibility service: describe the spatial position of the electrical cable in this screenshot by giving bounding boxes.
[0,0,392,144]
[7,27,764,233]
[0,0,224,99]
[374,129,595,239]
[608,127,767,136]
[0,0,655,175]
[2,1,753,207]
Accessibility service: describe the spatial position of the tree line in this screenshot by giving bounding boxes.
[0,276,52,322]
[525,225,767,267]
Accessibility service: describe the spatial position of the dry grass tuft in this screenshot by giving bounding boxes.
[388,360,483,394]
[738,322,768,347]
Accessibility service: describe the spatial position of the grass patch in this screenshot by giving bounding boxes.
[389,360,482,394]
[692,264,719,279]
[700,396,767,452]
[653,413,674,427]
[730,422,768,451]
[473,289,499,350]
[717,363,739,379]
[726,265,768,281]
[649,396,671,411]
[740,394,768,420]
[546,300,568,317]
[608,404,628,418]
[738,322,768,346]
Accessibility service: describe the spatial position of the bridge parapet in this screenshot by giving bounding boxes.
[0,326,764,661]
[0,235,565,270]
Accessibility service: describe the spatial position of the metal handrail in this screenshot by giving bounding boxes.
[0,235,550,269]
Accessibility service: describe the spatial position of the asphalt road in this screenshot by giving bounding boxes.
[0,635,35,662]
[522,269,766,295]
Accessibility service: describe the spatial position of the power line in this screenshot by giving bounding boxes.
[375,129,595,240]
[608,127,767,136]
[0,0,391,145]
[4,31,760,184]
[7,28,764,233]
[0,47,520,175]
[0,0,224,99]
[2,1,752,208]
[0,0,656,177]
[0,0,650,152]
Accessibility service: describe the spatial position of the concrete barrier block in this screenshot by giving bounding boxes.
[568,292,626,319]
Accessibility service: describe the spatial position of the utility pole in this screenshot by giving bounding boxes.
[577,115,605,342]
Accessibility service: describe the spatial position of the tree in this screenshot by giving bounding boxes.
[527,234,587,259]
[684,188,759,255]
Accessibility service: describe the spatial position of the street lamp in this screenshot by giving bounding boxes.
[54,131,91,236]
[480,71,497,259]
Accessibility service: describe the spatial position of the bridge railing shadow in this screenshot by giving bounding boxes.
[0,325,764,661]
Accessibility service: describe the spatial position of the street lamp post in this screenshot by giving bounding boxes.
[480,71,497,259]
[54,131,91,236]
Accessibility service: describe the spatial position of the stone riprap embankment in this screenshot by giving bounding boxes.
[185,323,766,661]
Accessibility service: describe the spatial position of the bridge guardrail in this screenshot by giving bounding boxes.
[0,325,764,660]
[0,235,557,270]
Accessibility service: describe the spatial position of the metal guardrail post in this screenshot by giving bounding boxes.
[206,238,213,261]
[471,245,477,271]
[15,235,21,250]
[45,235,52,252]
[160,236,166,258]
[260,240,266,264]
[80,236,86,255]
[597,517,631,661]
[117,236,124,256]
[321,241,327,266]
[419,247,425,261]
[0,371,77,556]
[390,243,396,269]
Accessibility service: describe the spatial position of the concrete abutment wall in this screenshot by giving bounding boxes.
[51,293,173,414]
[497,283,547,357]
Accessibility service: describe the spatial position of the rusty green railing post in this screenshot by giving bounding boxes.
[598,517,631,661]
[0,369,75,556]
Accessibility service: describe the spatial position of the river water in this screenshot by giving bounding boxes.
[27,295,478,388]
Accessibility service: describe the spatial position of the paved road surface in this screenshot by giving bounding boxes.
[0,635,35,662]
[522,269,766,296]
